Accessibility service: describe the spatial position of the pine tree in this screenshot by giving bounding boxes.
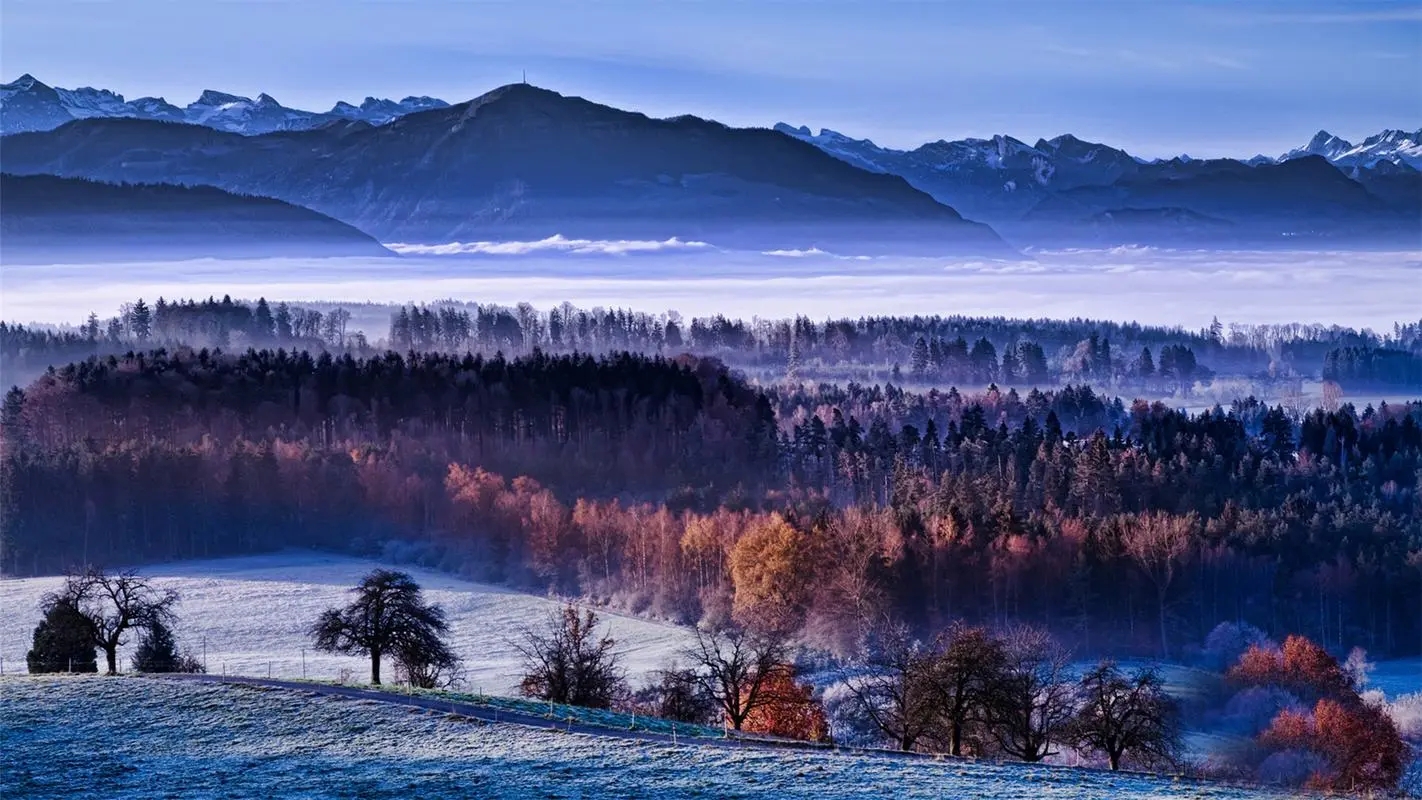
[910,336,930,379]
[129,299,152,343]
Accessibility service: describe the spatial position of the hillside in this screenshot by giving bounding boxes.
[0,677,1295,799]
[0,551,691,693]
[0,85,1009,255]
[0,174,392,262]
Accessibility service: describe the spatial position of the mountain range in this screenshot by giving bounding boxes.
[1,74,1417,255]
[0,83,1006,254]
[1,173,390,263]
[774,124,1420,245]
[0,74,449,136]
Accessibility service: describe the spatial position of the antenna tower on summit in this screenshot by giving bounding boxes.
[522,69,527,85]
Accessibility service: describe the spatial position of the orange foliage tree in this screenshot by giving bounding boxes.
[741,665,830,743]
[1236,634,1410,793]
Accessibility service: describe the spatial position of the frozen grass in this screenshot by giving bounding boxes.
[0,675,1295,800]
[0,550,692,692]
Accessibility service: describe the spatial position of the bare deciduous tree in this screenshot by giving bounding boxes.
[515,604,626,709]
[929,621,1010,757]
[53,568,179,675]
[838,620,938,752]
[681,624,789,731]
[1069,661,1181,771]
[1122,512,1197,659]
[985,626,1076,762]
[310,569,454,686]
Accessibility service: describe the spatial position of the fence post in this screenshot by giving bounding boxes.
[202,637,207,673]
[268,661,272,679]
[301,648,306,680]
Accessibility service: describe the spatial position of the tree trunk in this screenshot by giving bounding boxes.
[1109,750,1121,771]
[370,648,381,685]
[104,645,118,675]
[1158,585,1169,660]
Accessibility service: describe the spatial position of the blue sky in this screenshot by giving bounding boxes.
[3,0,1418,158]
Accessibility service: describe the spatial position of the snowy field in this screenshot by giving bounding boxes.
[0,676,1293,800]
[0,551,692,693]
[2,246,1418,332]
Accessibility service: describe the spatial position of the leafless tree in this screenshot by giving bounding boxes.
[928,621,1010,757]
[1122,512,1196,659]
[985,625,1076,762]
[310,569,454,685]
[515,604,626,709]
[680,624,789,731]
[838,619,939,752]
[53,567,179,675]
[1069,661,1181,771]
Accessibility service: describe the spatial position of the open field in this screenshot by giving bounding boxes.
[0,676,1294,800]
[0,551,692,692]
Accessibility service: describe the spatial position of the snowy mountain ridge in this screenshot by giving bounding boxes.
[0,73,451,135]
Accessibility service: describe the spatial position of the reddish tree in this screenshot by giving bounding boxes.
[741,665,829,743]
[1261,699,1408,792]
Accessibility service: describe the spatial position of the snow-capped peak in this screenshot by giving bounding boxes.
[193,89,252,107]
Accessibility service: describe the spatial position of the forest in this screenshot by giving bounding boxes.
[5,296,1422,393]
[3,344,1419,665]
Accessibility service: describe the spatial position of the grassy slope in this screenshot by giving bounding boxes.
[0,676,1288,800]
[0,551,692,692]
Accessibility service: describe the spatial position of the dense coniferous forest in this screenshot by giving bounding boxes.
[3,345,1418,661]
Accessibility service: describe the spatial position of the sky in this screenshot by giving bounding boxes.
[2,0,1418,159]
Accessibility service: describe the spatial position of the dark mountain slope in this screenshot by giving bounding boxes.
[1018,156,1414,246]
[0,173,392,262]
[1,85,1009,255]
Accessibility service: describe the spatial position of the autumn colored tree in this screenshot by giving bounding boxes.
[1261,699,1408,792]
[729,513,812,635]
[681,625,789,731]
[742,665,830,742]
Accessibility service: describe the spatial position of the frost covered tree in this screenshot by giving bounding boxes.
[310,569,453,685]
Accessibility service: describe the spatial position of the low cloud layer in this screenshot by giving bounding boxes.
[388,236,712,256]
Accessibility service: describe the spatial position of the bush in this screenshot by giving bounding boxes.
[1201,621,1272,671]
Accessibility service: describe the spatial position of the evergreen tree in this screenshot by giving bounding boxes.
[26,598,98,673]
[131,619,180,672]
[910,336,930,379]
[128,299,152,343]
[253,298,276,342]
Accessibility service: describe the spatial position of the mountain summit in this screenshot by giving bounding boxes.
[2,83,1008,254]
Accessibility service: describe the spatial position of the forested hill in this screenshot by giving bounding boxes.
[3,348,1419,659]
[0,173,392,262]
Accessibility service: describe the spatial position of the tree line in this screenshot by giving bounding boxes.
[3,348,1418,665]
[7,297,1421,395]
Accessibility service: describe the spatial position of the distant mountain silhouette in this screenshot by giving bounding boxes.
[0,84,1009,255]
[1,173,392,262]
